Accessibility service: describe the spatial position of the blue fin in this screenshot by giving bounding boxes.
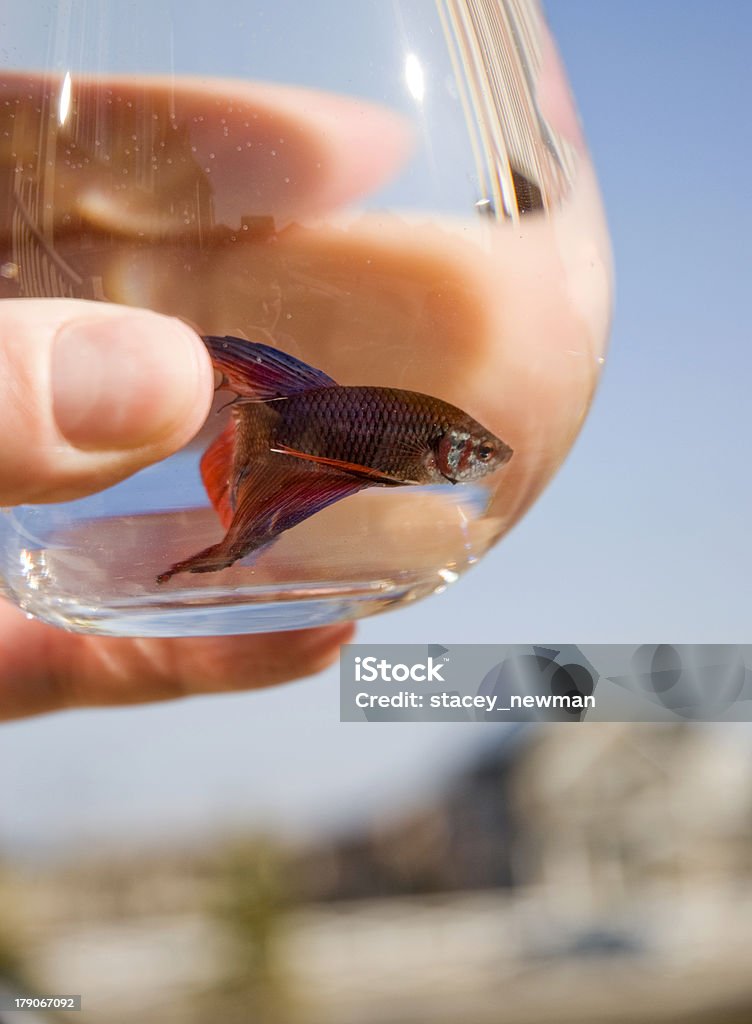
[203,335,337,400]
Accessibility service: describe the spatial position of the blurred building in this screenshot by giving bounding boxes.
[295,724,752,906]
[511,724,752,911]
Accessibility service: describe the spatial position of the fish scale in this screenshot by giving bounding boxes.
[274,387,455,478]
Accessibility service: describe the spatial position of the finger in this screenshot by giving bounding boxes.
[0,298,214,504]
[0,601,354,721]
[227,82,415,222]
[1,74,413,239]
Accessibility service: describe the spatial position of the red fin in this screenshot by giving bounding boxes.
[270,443,408,484]
[200,422,236,529]
[203,335,336,401]
[157,462,366,583]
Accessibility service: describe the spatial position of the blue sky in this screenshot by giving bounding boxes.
[1,1,750,854]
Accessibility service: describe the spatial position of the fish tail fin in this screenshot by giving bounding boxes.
[200,422,237,529]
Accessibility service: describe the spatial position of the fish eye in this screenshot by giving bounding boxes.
[477,443,495,461]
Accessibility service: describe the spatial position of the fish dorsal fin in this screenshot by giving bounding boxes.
[203,335,337,401]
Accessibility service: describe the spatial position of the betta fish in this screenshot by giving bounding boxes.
[156,336,513,583]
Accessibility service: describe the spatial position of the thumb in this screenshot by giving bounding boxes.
[0,299,214,504]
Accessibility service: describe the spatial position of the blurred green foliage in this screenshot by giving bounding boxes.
[203,837,294,1024]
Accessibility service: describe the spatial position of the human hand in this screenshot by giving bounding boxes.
[0,80,417,722]
[0,67,608,719]
[0,298,353,721]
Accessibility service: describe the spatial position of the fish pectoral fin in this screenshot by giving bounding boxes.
[269,444,407,485]
[203,335,337,401]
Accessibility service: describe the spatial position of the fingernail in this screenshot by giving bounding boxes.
[52,312,207,450]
